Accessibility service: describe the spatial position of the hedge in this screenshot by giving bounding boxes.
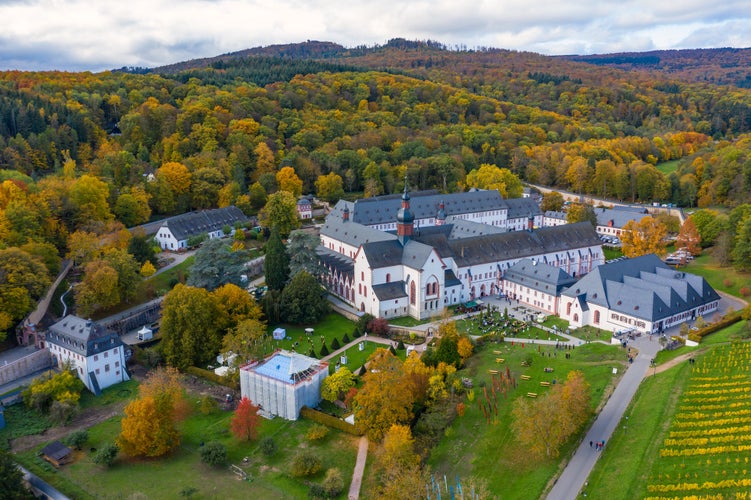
[687,311,743,343]
[300,406,362,436]
[185,366,239,390]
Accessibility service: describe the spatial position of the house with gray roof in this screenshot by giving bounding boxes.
[46,315,130,395]
[594,206,651,238]
[559,254,720,334]
[154,206,249,250]
[502,259,577,315]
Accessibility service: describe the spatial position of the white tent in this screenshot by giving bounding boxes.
[273,328,286,340]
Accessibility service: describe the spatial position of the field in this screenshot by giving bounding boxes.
[586,325,751,500]
[427,340,627,499]
[644,341,751,498]
[684,254,751,301]
[12,387,359,499]
[656,159,681,175]
[263,312,356,359]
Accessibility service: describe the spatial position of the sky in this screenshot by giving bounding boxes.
[1,0,751,72]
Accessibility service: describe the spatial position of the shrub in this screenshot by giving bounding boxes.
[723,278,734,287]
[291,449,322,477]
[342,333,350,344]
[309,483,327,500]
[200,395,219,415]
[367,317,390,337]
[307,424,330,441]
[319,344,330,357]
[397,340,405,350]
[93,443,119,467]
[200,442,227,467]
[741,287,750,297]
[330,337,341,351]
[688,310,743,342]
[456,402,466,417]
[322,468,344,497]
[65,430,88,450]
[259,437,277,456]
[50,400,77,425]
[356,313,374,335]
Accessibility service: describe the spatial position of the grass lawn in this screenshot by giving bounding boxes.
[146,255,195,294]
[603,246,623,260]
[388,315,437,327]
[264,313,355,358]
[656,159,681,174]
[15,392,359,499]
[427,340,628,499]
[684,253,751,302]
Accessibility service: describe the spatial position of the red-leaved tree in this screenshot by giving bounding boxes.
[231,397,261,441]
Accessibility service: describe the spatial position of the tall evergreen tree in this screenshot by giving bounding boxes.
[0,450,34,499]
[264,227,290,291]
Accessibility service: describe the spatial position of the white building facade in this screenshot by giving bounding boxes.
[46,315,130,395]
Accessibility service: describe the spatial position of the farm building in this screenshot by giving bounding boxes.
[41,441,72,467]
[239,350,328,420]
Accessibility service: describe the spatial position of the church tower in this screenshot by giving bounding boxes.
[435,200,446,226]
[396,175,414,245]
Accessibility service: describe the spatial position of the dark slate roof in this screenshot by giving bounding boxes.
[47,315,123,357]
[561,254,720,322]
[504,258,577,295]
[320,219,396,247]
[360,239,435,270]
[594,207,650,230]
[446,218,506,238]
[505,197,542,219]
[330,189,505,226]
[317,247,354,278]
[372,281,408,301]
[42,441,71,461]
[544,210,567,220]
[445,269,462,287]
[446,222,601,267]
[161,206,249,241]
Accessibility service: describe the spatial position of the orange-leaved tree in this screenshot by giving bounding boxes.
[676,216,701,257]
[118,367,187,457]
[231,397,261,441]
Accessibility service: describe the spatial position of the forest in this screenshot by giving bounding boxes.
[3,39,751,338]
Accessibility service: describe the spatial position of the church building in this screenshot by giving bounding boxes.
[318,182,605,320]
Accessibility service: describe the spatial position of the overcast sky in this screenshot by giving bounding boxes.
[2,0,750,72]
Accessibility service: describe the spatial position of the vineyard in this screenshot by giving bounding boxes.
[646,341,751,499]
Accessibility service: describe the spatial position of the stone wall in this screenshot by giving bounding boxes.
[0,349,51,386]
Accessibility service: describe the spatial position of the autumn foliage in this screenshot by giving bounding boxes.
[118,368,187,458]
[512,370,591,459]
[230,397,261,441]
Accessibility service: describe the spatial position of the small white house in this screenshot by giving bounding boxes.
[154,206,250,251]
[297,198,313,220]
[46,315,130,395]
[239,350,328,420]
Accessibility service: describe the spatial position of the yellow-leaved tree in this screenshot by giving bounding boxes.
[276,166,303,197]
[620,216,668,258]
[511,370,590,459]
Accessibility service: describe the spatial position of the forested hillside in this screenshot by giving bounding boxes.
[3,40,751,336]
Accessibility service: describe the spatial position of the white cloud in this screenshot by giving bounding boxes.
[0,0,749,70]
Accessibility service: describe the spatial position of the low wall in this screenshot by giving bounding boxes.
[328,301,361,322]
[0,349,51,386]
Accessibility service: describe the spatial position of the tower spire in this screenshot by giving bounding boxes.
[396,173,414,245]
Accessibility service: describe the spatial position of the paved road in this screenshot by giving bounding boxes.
[546,334,661,500]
